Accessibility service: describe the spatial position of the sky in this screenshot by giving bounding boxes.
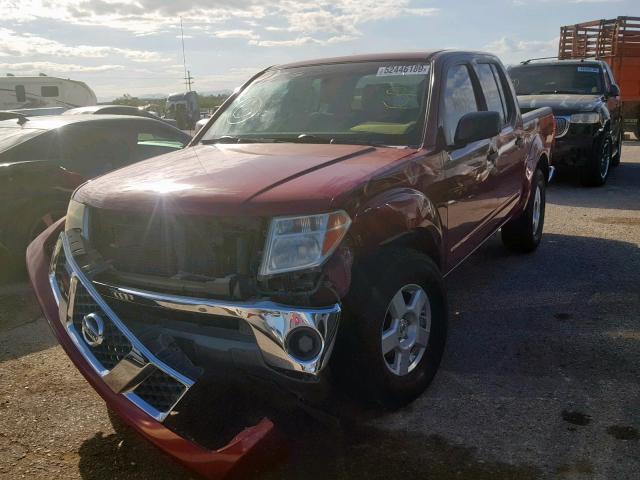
[0,0,637,101]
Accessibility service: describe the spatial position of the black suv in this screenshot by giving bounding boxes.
[509,59,622,186]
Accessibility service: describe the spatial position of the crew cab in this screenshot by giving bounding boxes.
[509,59,623,186]
[27,51,553,478]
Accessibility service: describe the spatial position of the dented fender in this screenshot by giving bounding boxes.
[349,187,444,266]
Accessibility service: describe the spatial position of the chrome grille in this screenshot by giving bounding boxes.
[133,369,187,413]
[52,244,71,303]
[555,116,570,138]
[49,234,196,422]
[71,282,133,370]
[88,208,263,281]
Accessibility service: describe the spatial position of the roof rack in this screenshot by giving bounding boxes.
[0,111,29,125]
[520,56,602,65]
[520,56,559,64]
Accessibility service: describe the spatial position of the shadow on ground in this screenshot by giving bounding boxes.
[78,411,196,480]
[0,283,56,360]
[547,143,640,211]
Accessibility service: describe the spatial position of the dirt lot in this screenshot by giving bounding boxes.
[1,142,639,480]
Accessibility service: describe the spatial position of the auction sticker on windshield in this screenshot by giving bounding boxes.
[377,64,430,76]
[577,66,600,73]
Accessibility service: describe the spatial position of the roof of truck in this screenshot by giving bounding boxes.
[513,59,604,68]
[276,51,449,69]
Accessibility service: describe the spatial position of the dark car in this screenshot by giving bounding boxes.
[28,51,554,478]
[63,105,178,127]
[0,114,190,278]
[509,59,623,186]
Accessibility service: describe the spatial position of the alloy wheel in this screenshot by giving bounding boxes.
[381,284,431,376]
[600,139,611,180]
[532,185,542,234]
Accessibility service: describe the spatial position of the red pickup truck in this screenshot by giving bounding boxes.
[27,51,554,478]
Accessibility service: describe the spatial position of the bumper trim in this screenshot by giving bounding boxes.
[99,281,342,376]
[27,219,282,479]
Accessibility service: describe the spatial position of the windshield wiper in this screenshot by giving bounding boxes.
[202,134,394,148]
[201,136,243,144]
[201,136,290,145]
[534,90,584,95]
[282,134,334,144]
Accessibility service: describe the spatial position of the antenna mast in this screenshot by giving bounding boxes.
[180,17,193,91]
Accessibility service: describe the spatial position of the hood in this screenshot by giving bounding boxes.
[74,143,417,216]
[517,94,603,115]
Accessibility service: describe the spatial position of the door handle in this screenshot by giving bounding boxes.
[487,149,499,163]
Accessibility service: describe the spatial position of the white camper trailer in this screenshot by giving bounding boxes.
[0,75,97,111]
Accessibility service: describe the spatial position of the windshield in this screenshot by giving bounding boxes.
[509,64,604,95]
[0,128,46,155]
[200,61,431,147]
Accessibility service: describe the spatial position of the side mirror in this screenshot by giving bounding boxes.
[609,84,620,97]
[453,111,502,147]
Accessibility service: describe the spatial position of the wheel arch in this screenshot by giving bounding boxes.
[349,187,445,271]
[537,153,550,184]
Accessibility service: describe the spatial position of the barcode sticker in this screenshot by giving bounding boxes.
[377,64,430,76]
[577,67,600,73]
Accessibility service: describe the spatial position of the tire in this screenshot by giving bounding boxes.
[611,128,622,168]
[2,205,65,280]
[335,249,447,408]
[501,168,546,253]
[580,135,612,187]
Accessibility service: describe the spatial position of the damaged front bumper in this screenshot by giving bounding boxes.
[27,220,341,478]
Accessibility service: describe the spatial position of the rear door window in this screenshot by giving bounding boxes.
[490,64,515,124]
[442,64,479,145]
[475,63,506,125]
[0,130,59,162]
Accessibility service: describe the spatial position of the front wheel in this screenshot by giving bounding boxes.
[581,136,611,187]
[611,128,623,168]
[501,168,546,253]
[335,249,447,408]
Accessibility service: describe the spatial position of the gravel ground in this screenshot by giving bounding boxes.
[1,142,639,480]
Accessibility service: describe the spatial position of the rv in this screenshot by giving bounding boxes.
[0,75,97,111]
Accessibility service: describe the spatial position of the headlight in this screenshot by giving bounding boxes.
[259,210,351,276]
[570,112,601,124]
[65,200,87,234]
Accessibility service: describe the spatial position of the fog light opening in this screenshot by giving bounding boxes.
[285,327,323,362]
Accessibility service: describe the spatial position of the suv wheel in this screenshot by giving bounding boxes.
[581,136,611,187]
[611,129,623,168]
[502,168,546,253]
[335,249,447,407]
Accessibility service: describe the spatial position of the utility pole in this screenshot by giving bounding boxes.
[180,17,193,92]
[184,69,194,92]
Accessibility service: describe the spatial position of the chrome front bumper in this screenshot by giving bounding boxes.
[49,233,341,420]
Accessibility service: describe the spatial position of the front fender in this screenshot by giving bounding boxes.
[349,187,444,267]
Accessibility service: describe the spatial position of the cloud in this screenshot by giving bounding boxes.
[249,35,357,47]
[213,29,259,40]
[0,61,125,73]
[0,28,165,63]
[0,0,439,44]
[485,36,559,64]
